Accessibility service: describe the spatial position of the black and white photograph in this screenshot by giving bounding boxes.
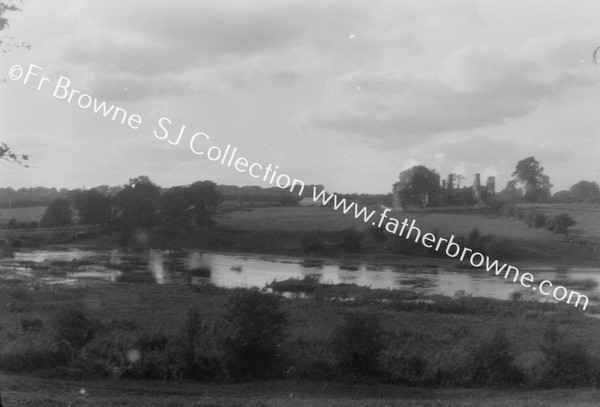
[1,1,600,405]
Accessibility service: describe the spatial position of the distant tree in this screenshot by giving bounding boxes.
[113,176,160,244]
[512,157,552,203]
[72,189,111,225]
[570,181,600,203]
[552,190,573,204]
[157,181,221,247]
[40,198,72,227]
[496,180,524,203]
[187,180,221,221]
[394,165,441,207]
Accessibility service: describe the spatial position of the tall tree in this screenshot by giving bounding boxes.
[394,165,441,207]
[72,189,112,225]
[113,176,161,244]
[157,181,221,247]
[40,198,72,227]
[512,157,552,203]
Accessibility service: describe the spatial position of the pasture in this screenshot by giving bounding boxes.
[212,204,599,265]
[213,206,373,232]
[518,203,600,244]
[214,206,574,242]
[0,205,47,224]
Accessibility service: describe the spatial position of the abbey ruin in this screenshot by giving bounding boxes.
[392,167,495,209]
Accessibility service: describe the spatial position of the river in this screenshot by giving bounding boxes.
[1,248,599,304]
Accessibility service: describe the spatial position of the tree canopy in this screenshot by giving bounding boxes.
[570,180,600,203]
[512,157,552,203]
[394,165,441,207]
[40,198,72,227]
[113,176,161,244]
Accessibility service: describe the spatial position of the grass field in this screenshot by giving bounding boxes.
[214,206,570,242]
[518,203,600,244]
[213,206,372,232]
[0,205,47,223]
[212,204,598,265]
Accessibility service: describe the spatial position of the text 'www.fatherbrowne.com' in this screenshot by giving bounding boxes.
[311,187,589,310]
[8,63,586,310]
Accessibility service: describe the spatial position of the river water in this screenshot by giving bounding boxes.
[2,248,599,304]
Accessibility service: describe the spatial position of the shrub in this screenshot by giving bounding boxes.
[386,235,427,257]
[367,225,387,243]
[465,228,493,253]
[499,203,517,217]
[284,337,336,380]
[525,211,548,228]
[469,328,524,387]
[379,349,430,386]
[548,213,576,234]
[538,327,599,387]
[332,311,386,378]
[223,290,287,381]
[484,236,518,260]
[301,232,325,254]
[338,228,363,252]
[52,304,101,352]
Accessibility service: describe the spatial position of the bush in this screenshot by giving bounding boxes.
[465,228,493,253]
[469,328,524,387]
[223,290,287,381]
[525,211,548,228]
[301,232,325,254]
[548,213,576,234]
[379,349,430,386]
[484,236,518,260]
[338,228,363,252]
[52,304,101,352]
[538,327,599,387]
[367,225,387,243]
[499,202,517,217]
[332,311,386,378]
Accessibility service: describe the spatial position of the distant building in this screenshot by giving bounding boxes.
[472,173,496,206]
[298,197,322,207]
[391,169,496,208]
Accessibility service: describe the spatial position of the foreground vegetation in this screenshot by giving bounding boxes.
[1,278,600,390]
[4,375,600,406]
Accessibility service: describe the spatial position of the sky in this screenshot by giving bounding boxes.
[1,0,599,194]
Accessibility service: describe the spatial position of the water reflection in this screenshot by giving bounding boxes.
[4,248,600,304]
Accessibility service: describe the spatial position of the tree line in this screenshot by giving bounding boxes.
[36,176,221,247]
[395,156,600,207]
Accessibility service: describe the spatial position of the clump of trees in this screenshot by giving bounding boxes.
[553,181,600,204]
[511,157,552,203]
[394,165,441,207]
[33,176,222,246]
[40,198,72,227]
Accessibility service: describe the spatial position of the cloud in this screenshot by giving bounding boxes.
[312,45,597,142]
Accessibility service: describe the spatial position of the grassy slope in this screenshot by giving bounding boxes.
[213,205,598,266]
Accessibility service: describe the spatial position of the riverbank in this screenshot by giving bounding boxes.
[1,276,599,392]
